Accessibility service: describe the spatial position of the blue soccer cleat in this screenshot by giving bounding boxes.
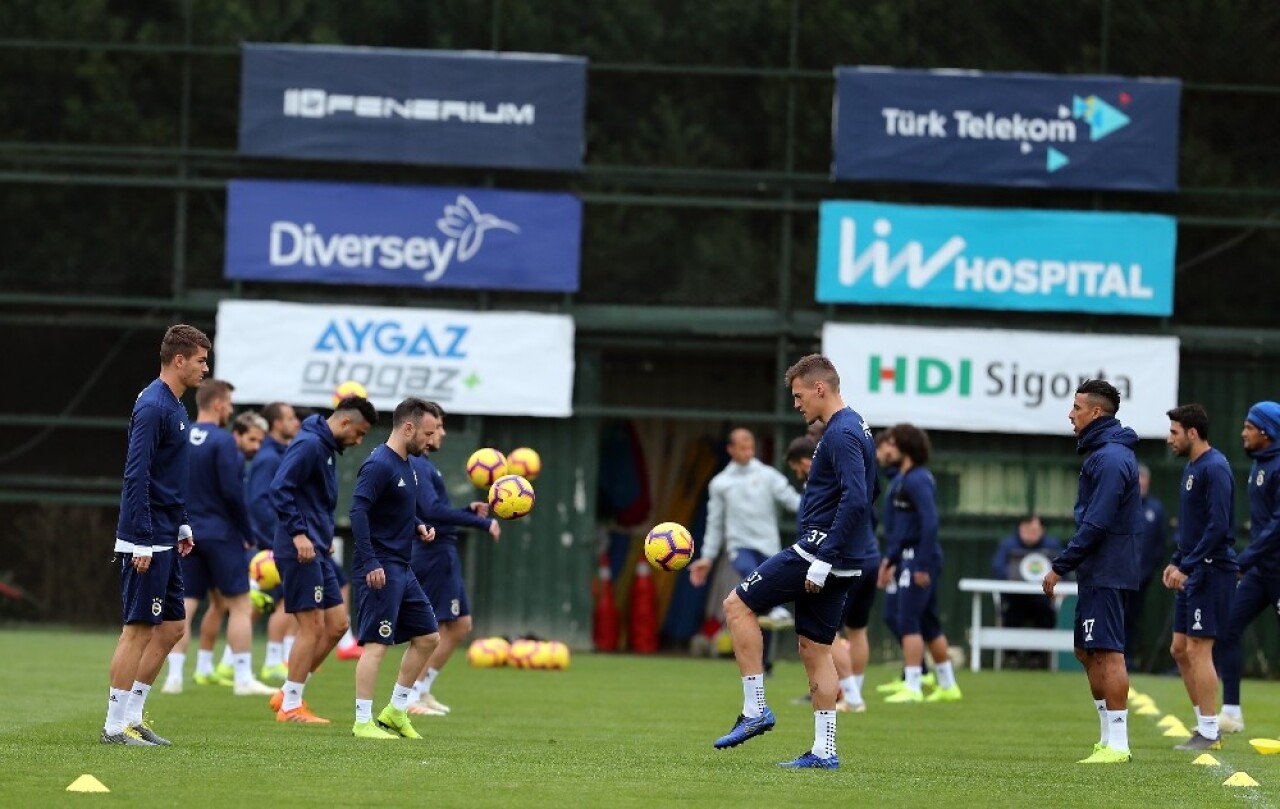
[713,708,776,749]
[778,751,840,769]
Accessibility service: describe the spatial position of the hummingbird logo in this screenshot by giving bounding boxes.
[436,195,520,262]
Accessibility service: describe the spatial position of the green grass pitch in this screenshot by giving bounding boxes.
[3,627,1280,807]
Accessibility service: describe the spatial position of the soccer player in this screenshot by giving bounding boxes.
[406,402,500,716]
[102,324,208,746]
[689,428,802,672]
[878,423,962,704]
[1164,403,1237,750]
[269,396,377,723]
[711,354,877,770]
[349,398,441,739]
[163,383,275,697]
[1124,464,1166,671]
[1217,401,1280,734]
[246,401,301,684]
[1043,379,1142,764]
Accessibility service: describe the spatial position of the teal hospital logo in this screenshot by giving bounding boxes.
[869,355,973,396]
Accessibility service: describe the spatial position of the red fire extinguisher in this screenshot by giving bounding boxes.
[629,560,659,654]
[592,552,620,652]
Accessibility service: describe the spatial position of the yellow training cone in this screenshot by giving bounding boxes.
[1157,715,1181,728]
[66,775,109,793]
[1223,772,1260,787]
[1250,738,1280,755]
[1192,754,1220,766]
[1136,704,1160,716]
[1163,724,1192,738]
[1127,686,1137,698]
[1130,694,1153,706]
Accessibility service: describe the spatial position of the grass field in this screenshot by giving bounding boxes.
[4,627,1280,807]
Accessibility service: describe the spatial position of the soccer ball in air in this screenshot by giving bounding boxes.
[488,474,535,520]
[248,549,280,590]
[466,637,510,668]
[466,447,507,489]
[506,447,542,481]
[644,522,695,572]
[332,379,368,408]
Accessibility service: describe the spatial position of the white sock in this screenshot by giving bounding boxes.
[934,660,956,690]
[220,644,234,667]
[339,628,355,648]
[355,698,373,723]
[232,652,252,685]
[165,652,186,684]
[812,710,837,759]
[408,686,421,704]
[742,674,767,719]
[265,642,284,668]
[125,681,150,726]
[904,665,923,694]
[1095,699,1109,745]
[1107,710,1129,751]
[423,667,440,693]
[852,673,865,694]
[391,683,414,711]
[1199,710,1220,740]
[105,687,131,734]
[196,649,214,677]
[283,635,295,663]
[281,679,306,712]
[838,675,862,706]
[1222,704,1243,720]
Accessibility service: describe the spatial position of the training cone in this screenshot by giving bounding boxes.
[1192,754,1220,766]
[1163,724,1192,738]
[66,775,109,793]
[1136,703,1160,716]
[1223,772,1260,787]
[1157,715,1182,728]
[1249,738,1280,755]
[1127,687,1137,698]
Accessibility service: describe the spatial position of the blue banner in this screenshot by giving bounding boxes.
[225,180,581,293]
[833,68,1181,191]
[239,43,586,171]
[816,201,1176,316]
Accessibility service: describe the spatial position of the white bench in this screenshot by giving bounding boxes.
[957,578,1078,673]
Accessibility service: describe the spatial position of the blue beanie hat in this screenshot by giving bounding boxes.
[1246,401,1280,440]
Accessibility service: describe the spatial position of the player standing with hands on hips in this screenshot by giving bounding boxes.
[1042,379,1142,765]
[712,354,878,770]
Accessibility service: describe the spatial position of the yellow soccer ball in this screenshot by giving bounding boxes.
[466,637,510,668]
[331,380,368,408]
[546,641,571,671]
[248,549,280,590]
[507,638,539,669]
[506,447,542,481]
[466,447,507,489]
[644,521,695,572]
[488,474,535,520]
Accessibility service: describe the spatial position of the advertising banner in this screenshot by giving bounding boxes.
[214,300,575,417]
[822,323,1179,438]
[239,43,587,170]
[833,67,1181,191]
[225,180,581,293]
[816,200,1175,316]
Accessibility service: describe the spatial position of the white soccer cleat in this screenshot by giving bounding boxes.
[1217,712,1245,734]
[409,693,450,715]
[161,680,183,695]
[233,678,279,696]
[765,606,794,629]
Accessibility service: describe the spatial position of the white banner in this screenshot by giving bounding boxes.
[822,323,1179,438]
[214,300,574,417]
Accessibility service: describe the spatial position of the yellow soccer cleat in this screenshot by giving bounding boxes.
[1078,746,1132,764]
[376,705,422,739]
[884,688,923,704]
[352,720,398,739]
[925,685,963,703]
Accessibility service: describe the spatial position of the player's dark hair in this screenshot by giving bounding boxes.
[392,397,432,429]
[873,428,891,446]
[262,401,292,429]
[1167,403,1210,441]
[888,423,931,466]
[785,354,840,391]
[160,324,210,365]
[1076,379,1121,415]
[195,378,234,411]
[232,411,267,435]
[334,396,378,426]
[785,436,815,463]
[422,401,445,420]
[1018,513,1042,527]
